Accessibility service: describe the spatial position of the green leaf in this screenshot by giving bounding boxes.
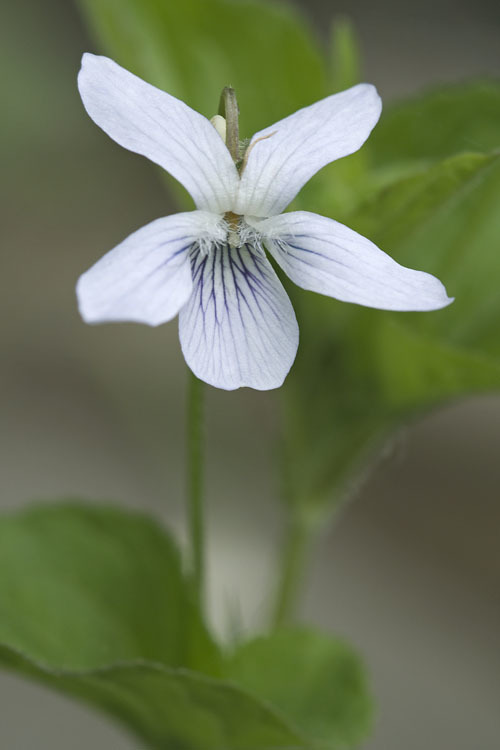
[283,151,500,513]
[1,645,308,750]
[0,502,218,673]
[330,17,362,93]
[78,0,327,138]
[369,81,500,172]
[350,152,500,360]
[224,628,373,748]
[0,503,365,748]
[305,82,500,218]
[290,17,366,219]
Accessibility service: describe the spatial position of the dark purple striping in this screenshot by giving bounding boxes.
[183,241,290,381]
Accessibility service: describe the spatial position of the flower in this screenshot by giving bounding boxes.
[77,54,452,390]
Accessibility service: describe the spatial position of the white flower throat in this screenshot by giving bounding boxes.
[193,212,262,256]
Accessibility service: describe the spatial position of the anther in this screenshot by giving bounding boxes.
[210,115,227,143]
[224,211,241,248]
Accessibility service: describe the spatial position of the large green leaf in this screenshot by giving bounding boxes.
[283,151,500,513]
[0,503,218,672]
[78,0,327,138]
[0,645,308,750]
[224,629,373,749]
[369,81,500,171]
[0,503,368,748]
[351,152,500,359]
[305,81,500,218]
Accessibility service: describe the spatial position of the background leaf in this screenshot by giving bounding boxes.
[329,16,362,94]
[302,80,500,217]
[351,152,500,360]
[283,150,500,515]
[0,503,371,749]
[0,645,309,750]
[368,81,500,176]
[0,502,219,671]
[224,628,373,749]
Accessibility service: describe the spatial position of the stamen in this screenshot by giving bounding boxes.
[210,115,227,143]
[224,211,241,249]
[221,213,264,250]
[224,211,240,231]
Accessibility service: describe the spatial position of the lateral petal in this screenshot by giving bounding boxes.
[77,211,225,326]
[179,244,299,390]
[253,212,453,311]
[78,54,239,213]
[235,84,381,217]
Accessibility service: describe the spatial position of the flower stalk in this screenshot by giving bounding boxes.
[186,371,205,609]
[271,507,318,628]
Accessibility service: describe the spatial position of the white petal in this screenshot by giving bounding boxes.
[78,54,239,213]
[179,244,298,390]
[234,84,381,217]
[77,211,226,326]
[252,212,453,311]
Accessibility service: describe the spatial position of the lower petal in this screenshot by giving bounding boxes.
[76,211,224,326]
[253,212,453,312]
[179,244,298,390]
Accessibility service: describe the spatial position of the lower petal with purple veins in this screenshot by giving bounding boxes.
[179,243,299,390]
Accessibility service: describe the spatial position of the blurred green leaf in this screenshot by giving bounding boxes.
[351,152,500,359]
[283,151,500,513]
[301,81,500,219]
[330,17,362,93]
[293,17,366,218]
[224,628,373,748]
[0,502,219,672]
[369,81,500,173]
[0,503,368,748]
[78,0,327,138]
[0,645,308,750]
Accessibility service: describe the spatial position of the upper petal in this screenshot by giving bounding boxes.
[77,211,226,326]
[252,212,453,311]
[234,84,382,217]
[78,54,239,213]
[179,244,299,390]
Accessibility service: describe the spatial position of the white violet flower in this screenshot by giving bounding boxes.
[77,54,452,390]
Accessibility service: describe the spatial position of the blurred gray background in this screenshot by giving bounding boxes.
[1,0,499,748]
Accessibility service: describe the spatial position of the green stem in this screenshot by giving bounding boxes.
[186,371,205,609]
[271,509,316,628]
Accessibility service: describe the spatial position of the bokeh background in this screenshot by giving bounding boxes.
[1,0,499,748]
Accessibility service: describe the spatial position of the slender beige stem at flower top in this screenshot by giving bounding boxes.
[218,86,239,163]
